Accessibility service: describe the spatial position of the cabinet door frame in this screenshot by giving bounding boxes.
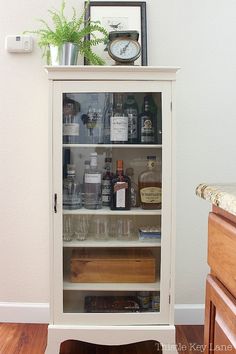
[51,79,174,325]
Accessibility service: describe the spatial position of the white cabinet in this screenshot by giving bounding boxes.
[45,66,178,354]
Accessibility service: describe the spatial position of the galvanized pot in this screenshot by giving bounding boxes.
[50,43,79,65]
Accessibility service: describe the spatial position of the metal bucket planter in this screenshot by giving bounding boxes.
[50,42,79,65]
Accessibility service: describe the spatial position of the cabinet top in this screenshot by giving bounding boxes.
[196,183,236,216]
[44,65,179,81]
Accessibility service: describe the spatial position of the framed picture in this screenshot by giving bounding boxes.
[85,1,147,66]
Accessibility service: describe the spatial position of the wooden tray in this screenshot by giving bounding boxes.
[70,248,156,283]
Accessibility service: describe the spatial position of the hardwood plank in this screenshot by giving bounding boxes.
[176,325,204,354]
[0,323,47,354]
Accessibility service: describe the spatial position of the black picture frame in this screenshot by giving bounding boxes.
[84,1,147,66]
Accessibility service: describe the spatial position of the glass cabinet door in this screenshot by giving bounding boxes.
[52,80,172,325]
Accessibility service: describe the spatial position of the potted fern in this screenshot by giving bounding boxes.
[25,0,108,65]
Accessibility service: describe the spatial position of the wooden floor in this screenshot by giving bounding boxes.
[0,323,204,354]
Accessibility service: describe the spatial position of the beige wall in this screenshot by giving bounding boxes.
[0,0,236,308]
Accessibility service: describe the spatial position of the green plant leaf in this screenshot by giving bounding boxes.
[23,0,107,64]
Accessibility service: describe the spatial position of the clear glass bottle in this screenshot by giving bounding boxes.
[82,160,90,206]
[102,157,113,206]
[110,160,131,210]
[93,107,103,144]
[110,93,128,144]
[84,152,102,209]
[140,96,155,144]
[63,102,80,144]
[138,156,162,210]
[125,167,139,207]
[103,99,113,144]
[124,94,139,143]
[63,164,82,210]
[85,95,103,144]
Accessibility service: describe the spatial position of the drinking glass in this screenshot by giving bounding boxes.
[63,215,73,242]
[89,216,109,240]
[73,215,89,241]
[117,217,134,240]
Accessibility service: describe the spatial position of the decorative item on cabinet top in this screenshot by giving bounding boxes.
[24,0,108,65]
[84,1,147,66]
[107,30,141,66]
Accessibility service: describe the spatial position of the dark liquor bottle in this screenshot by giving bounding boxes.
[141,94,160,144]
[110,94,128,144]
[138,156,162,210]
[124,94,139,143]
[140,96,155,144]
[110,160,131,210]
[102,157,113,206]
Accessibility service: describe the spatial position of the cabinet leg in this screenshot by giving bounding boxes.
[45,333,61,354]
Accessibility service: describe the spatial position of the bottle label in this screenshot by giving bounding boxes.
[110,116,128,142]
[102,180,111,202]
[140,187,162,203]
[85,173,101,184]
[141,117,154,143]
[63,123,79,136]
[115,182,126,208]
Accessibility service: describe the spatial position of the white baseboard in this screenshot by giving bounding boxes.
[174,304,205,325]
[0,302,204,325]
[0,302,50,323]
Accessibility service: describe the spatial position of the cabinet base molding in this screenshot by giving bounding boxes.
[45,324,178,354]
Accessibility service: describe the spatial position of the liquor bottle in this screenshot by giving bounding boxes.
[140,96,155,144]
[124,95,139,143]
[141,94,160,144]
[85,94,103,144]
[102,157,113,206]
[63,164,82,210]
[84,152,102,209]
[138,156,162,210]
[93,107,103,144]
[103,93,113,144]
[110,93,128,144]
[125,167,139,207]
[110,160,131,210]
[82,160,90,205]
[63,102,80,144]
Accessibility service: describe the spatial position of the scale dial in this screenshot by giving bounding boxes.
[107,31,141,65]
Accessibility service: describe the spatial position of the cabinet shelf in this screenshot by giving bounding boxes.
[63,279,160,292]
[63,144,162,149]
[63,207,162,216]
[63,239,161,248]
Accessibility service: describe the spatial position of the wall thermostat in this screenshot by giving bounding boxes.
[5,35,33,53]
